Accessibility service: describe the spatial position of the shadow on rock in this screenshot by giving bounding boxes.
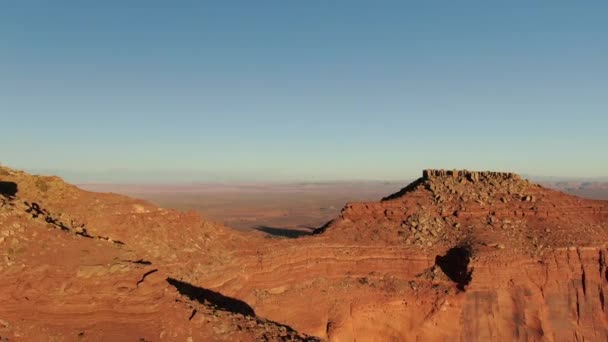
[435,245,473,291]
[0,181,17,198]
[167,278,255,316]
[255,225,313,238]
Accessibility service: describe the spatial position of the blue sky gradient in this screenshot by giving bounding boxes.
[1,1,607,181]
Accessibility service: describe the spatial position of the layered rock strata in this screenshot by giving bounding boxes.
[2,166,608,341]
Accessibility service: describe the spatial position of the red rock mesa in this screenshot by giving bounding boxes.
[1,166,607,341]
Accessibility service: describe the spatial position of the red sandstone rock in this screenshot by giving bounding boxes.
[1,166,608,341]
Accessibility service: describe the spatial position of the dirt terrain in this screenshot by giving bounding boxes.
[2,166,608,341]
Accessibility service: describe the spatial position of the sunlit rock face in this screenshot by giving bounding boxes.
[1,165,608,341]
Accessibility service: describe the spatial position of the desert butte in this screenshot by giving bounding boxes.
[1,165,608,341]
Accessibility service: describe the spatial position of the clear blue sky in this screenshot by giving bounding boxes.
[1,1,607,182]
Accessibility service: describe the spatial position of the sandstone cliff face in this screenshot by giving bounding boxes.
[1,166,608,341]
[186,244,608,341]
[193,170,608,341]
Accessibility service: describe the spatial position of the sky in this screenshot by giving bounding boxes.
[1,1,607,182]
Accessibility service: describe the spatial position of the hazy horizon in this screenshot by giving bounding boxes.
[2,2,607,181]
[6,166,607,185]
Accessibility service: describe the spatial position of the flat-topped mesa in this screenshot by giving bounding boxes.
[422,169,521,182]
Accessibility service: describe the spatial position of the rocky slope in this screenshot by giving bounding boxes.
[191,169,608,340]
[0,166,319,341]
[2,166,608,341]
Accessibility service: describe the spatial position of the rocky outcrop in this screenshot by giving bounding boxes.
[423,169,521,182]
[322,170,608,252]
[208,169,608,340]
[2,165,608,341]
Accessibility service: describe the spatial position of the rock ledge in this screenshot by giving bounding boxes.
[422,169,521,182]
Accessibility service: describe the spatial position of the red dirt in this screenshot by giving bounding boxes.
[2,166,608,341]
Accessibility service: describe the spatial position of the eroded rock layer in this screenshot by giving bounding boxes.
[0,166,318,341]
[2,166,608,341]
